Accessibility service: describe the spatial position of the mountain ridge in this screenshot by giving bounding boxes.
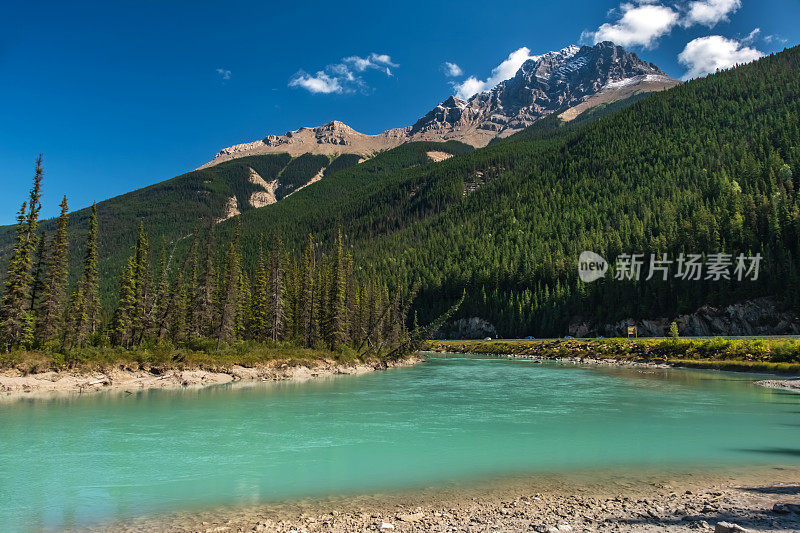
[200,42,679,168]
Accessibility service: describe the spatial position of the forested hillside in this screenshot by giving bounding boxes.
[3,46,799,345]
[0,152,366,306]
[210,45,800,337]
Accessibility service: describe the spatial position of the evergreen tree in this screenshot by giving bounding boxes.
[152,237,170,338]
[219,221,241,341]
[80,204,100,337]
[37,196,69,342]
[167,270,188,342]
[132,223,150,343]
[327,227,348,348]
[30,231,48,314]
[112,255,137,347]
[1,203,30,349]
[237,271,252,339]
[266,234,286,342]
[62,283,86,353]
[184,238,199,337]
[197,223,216,336]
[251,246,269,340]
[299,234,316,347]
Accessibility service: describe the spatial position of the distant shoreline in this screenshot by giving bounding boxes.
[426,338,800,392]
[426,338,800,372]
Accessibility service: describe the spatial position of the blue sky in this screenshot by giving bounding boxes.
[1,0,798,224]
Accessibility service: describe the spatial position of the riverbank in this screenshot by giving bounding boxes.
[85,467,800,532]
[427,338,800,394]
[0,347,422,400]
[428,338,800,371]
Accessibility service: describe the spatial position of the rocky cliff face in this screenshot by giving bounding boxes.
[198,121,402,169]
[569,298,800,338]
[434,317,499,340]
[407,42,677,145]
[200,42,679,168]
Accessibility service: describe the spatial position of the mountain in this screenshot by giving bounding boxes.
[201,42,679,167]
[0,141,474,308]
[7,43,797,339]
[198,44,799,337]
[196,122,401,169]
[407,42,677,145]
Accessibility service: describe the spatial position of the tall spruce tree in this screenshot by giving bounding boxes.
[219,221,241,341]
[251,245,269,340]
[132,223,151,344]
[64,204,100,349]
[30,231,48,313]
[1,204,31,348]
[112,255,137,347]
[152,237,170,338]
[266,234,286,342]
[37,196,69,342]
[168,270,188,342]
[1,157,44,348]
[300,234,316,347]
[197,223,216,337]
[184,237,199,337]
[327,227,348,348]
[80,204,100,337]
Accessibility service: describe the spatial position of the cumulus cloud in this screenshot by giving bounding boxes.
[289,53,397,94]
[581,3,679,49]
[742,27,760,44]
[682,0,741,27]
[216,68,231,80]
[288,71,342,94]
[441,62,463,77]
[678,35,763,79]
[452,47,539,99]
[343,53,398,75]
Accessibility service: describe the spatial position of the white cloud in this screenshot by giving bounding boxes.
[442,62,463,77]
[581,3,679,49]
[452,47,540,99]
[763,34,788,44]
[678,35,763,79]
[288,71,342,94]
[289,53,397,94]
[343,53,398,75]
[742,27,760,45]
[216,68,231,80]
[682,0,741,27]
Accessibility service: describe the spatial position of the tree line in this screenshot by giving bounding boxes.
[0,159,460,356]
[0,156,100,352]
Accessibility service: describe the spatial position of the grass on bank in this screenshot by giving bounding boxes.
[425,337,800,374]
[0,338,371,376]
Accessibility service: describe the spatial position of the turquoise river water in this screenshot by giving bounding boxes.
[2,355,800,531]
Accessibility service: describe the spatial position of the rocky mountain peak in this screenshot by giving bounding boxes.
[200,42,679,168]
[407,41,678,144]
[320,120,356,133]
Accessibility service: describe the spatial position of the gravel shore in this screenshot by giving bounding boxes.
[85,468,800,532]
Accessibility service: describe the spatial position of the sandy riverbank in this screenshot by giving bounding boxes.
[83,467,800,532]
[0,356,421,401]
